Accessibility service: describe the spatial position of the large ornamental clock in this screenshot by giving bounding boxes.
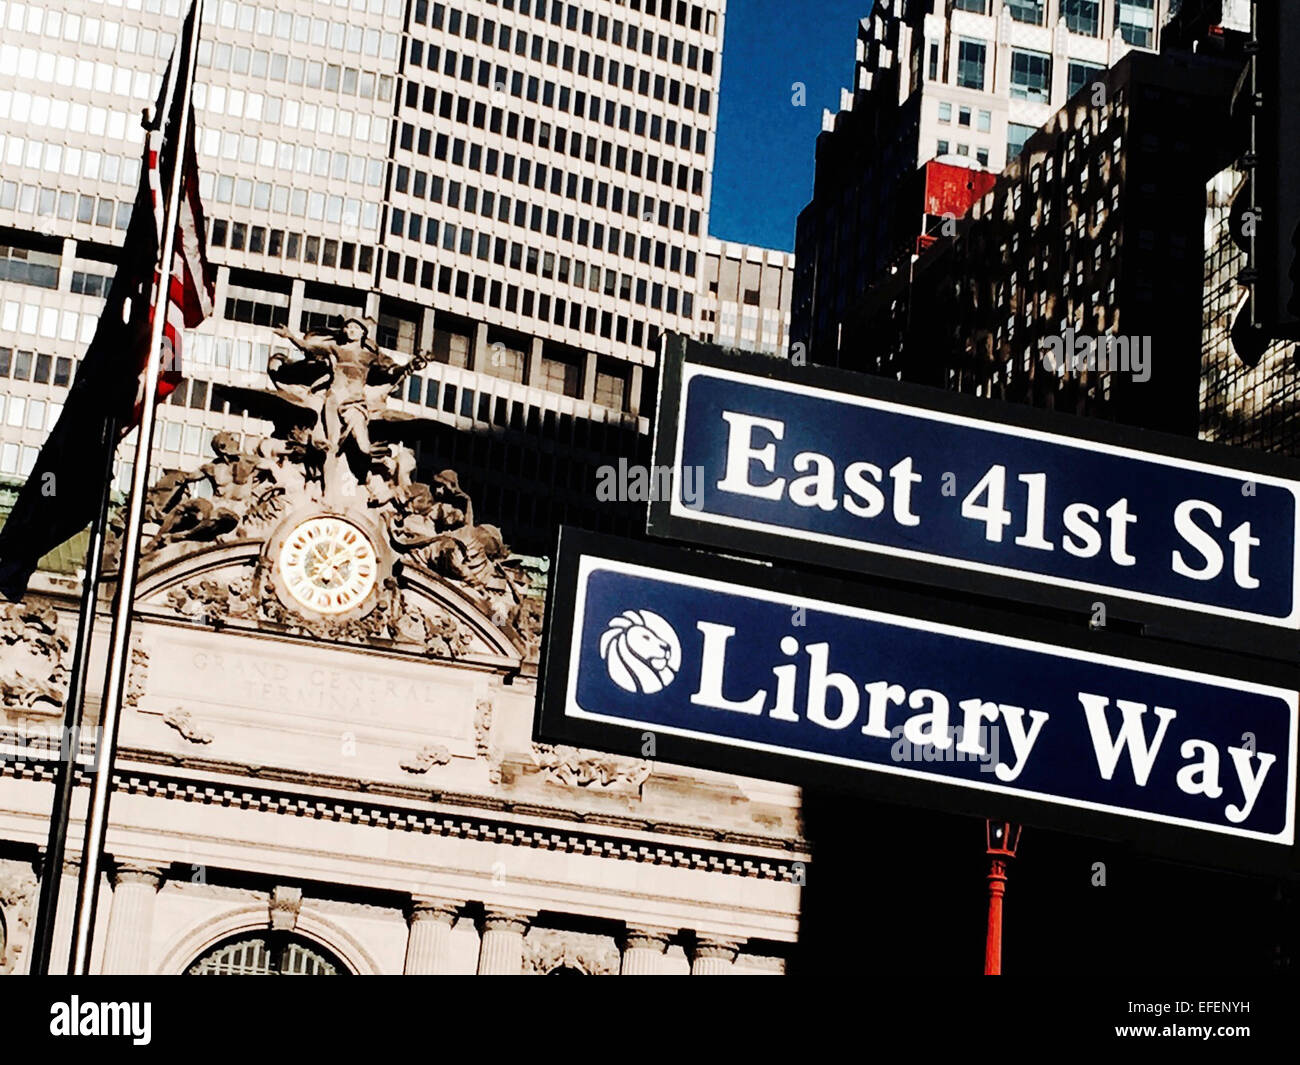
[275,515,380,616]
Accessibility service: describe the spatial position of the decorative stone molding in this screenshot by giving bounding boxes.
[474,699,502,784]
[162,708,214,745]
[622,925,674,954]
[124,641,148,709]
[0,760,809,883]
[523,928,620,975]
[131,316,545,660]
[110,860,166,890]
[0,601,70,713]
[399,744,452,774]
[406,896,463,926]
[530,743,652,792]
[0,863,37,974]
[690,935,742,975]
[481,908,534,937]
[269,885,304,931]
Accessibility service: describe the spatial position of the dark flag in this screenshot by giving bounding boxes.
[0,2,213,601]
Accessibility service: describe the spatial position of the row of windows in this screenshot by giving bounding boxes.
[1,129,143,196]
[195,85,391,146]
[0,245,58,289]
[196,41,396,106]
[421,1,715,77]
[200,130,387,191]
[387,205,695,310]
[936,141,991,167]
[0,346,73,387]
[415,0,715,38]
[938,103,992,131]
[208,217,377,273]
[381,251,676,351]
[1,297,101,345]
[0,181,134,231]
[201,175,379,236]
[407,42,711,155]
[200,3,403,63]
[3,5,176,63]
[951,1,1149,47]
[396,119,703,232]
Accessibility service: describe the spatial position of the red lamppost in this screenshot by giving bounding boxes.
[984,819,1022,975]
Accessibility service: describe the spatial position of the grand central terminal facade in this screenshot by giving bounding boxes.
[0,318,804,975]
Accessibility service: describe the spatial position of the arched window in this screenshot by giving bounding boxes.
[186,931,349,975]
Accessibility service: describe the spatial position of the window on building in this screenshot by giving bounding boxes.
[0,246,59,288]
[1068,60,1105,100]
[1008,0,1045,24]
[1007,122,1037,161]
[953,0,986,11]
[1115,0,1156,48]
[1064,0,1101,36]
[187,933,347,975]
[978,109,991,132]
[956,39,986,91]
[937,139,950,156]
[594,367,626,411]
[959,106,972,127]
[977,148,990,166]
[928,41,939,81]
[431,329,471,368]
[537,353,582,397]
[1010,49,1051,103]
[938,101,952,123]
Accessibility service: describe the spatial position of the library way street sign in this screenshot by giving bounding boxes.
[649,340,1300,658]
[537,530,1300,875]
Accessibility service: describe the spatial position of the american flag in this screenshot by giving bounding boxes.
[0,0,212,600]
[142,90,213,409]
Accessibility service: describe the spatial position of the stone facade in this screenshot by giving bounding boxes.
[0,312,805,976]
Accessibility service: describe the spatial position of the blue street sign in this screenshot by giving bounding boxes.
[537,530,1300,870]
[648,341,1300,654]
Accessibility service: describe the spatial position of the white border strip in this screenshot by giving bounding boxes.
[565,554,1299,846]
[668,364,1300,629]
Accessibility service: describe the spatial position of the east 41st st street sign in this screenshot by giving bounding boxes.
[649,340,1300,659]
[536,530,1300,875]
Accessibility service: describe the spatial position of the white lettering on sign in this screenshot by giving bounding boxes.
[713,410,1265,592]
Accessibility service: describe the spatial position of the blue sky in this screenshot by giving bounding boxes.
[709,0,869,251]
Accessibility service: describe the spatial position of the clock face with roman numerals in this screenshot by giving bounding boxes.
[276,516,378,615]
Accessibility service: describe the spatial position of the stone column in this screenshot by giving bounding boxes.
[581,350,599,402]
[690,935,741,976]
[471,320,490,373]
[58,237,76,292]
[403,897,463,975]
[101,860,166,975]
[525,336,544,388]
[619,926,672,975]
[626,363,644,416]
[419,306,437,357]
[476,909,533,975]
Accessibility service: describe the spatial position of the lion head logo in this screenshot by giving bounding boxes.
[599,610,682,694]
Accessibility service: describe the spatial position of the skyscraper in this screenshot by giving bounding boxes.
[1,0,729,553]
[792,0,1171,361]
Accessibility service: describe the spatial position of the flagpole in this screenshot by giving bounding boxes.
[28,415,117,975]
[67,0,204,975]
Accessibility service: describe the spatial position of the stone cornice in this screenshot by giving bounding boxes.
[0,758,808,884]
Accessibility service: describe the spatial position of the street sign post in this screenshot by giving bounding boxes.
[648,338,1300,659]
[537,528,1300,876]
